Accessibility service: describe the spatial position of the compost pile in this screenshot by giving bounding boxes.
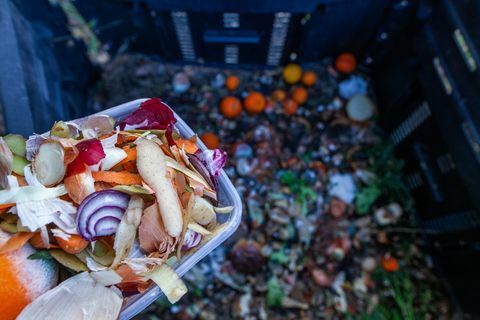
[96,54,451,319]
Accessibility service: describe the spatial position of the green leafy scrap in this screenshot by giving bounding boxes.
[267,276,284,307]
[355,184,381,214]
[28,250,53,261]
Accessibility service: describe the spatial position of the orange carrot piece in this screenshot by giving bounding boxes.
[29,232,59,249]
[0,232,34,254]
[118,135,138,145]
[12,174,27,187]
[120,146,137,163]
[95,181,114,192]
[92,171,143,185]
[99,132,115,141]
[160,145,175,159]
[0,203,15,211]
[54,234,89,254]
[123,161,137,173]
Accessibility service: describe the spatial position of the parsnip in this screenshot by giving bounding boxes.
[111,195,144,268]
[136,139,183,237]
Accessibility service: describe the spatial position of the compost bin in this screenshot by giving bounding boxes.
[1,0,479,319]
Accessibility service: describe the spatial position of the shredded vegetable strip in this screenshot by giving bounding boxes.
[92,171,143,185]
[165,157,214,193]
[0,185,67,204]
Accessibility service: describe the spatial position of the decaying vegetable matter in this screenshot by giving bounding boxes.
[0,98,232,319]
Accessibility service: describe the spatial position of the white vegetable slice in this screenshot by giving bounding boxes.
[100,147,127,171]
[136,139,183,237]
[17,272,122,320]
[187,221,212,235]
[32,141,66,187]
[146,263,188,304]
[111,195,144,268]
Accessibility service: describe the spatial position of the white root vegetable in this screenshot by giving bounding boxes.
[146,263,187,304]
[33,142,66,187]
[17,272,122,320]
[111,195,144,268]
[136,139,183,237]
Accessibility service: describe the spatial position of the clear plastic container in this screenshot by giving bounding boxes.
[93,98,242,319]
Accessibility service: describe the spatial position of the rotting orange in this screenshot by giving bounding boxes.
[283,63,302,84]
[200,132,220,149]
[271,89,287,102]
[244,91,266,114]
[283,99,299,115]
[292,86,309,104]
[335,53,357,74]
[301,71,317,86]
[225,75,240,92]
[381,255,399,272]
[220,96,242,119]
[0,230,57,319]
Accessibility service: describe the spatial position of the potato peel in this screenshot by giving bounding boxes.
[146,263,187,304]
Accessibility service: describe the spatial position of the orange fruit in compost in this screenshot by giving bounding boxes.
[292,86,309,104]
[220,96,242,118]
[271,89,287,102]
[200,132,220,149]
[244,92,266,114]
[0,230,57,319]
[283,99,298,115]
[381,255,399,272]
[335,53,357,74]
[225,75,240,92]
[283,63,302,84]
[301,71,317,86]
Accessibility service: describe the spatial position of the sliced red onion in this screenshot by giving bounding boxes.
[181,229,202,251]
[94,216,122,236]
[188,149,227,192]
[86,207,124,237]
[188,153,216,190]
[76,190,130,241]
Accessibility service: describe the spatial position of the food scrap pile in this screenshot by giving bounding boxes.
[96,54,452,319]
[0,98,233,319]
